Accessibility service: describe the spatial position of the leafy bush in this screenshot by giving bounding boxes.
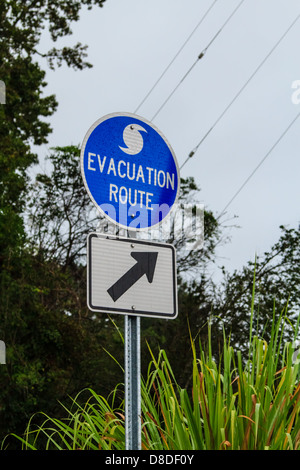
[3,295,299,451]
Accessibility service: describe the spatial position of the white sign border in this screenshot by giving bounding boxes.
[80,112,180,232]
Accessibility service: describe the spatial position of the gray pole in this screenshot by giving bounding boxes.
[124,314,141,450]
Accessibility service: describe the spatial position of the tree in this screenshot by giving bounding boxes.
[0,242,125,444]
[27,146,99,267]
[214,225,300,357]
[0,0,110,444]
[0,0,106,260]
[0,145,122,444]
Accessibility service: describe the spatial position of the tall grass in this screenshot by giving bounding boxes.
[4,302,300,450]
[141,307,300,450]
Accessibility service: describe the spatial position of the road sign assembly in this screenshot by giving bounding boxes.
[80,112,180,230]
[87,233,177,319]
[81,112,180,450]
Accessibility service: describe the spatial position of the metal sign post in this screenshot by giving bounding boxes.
[124,315,141,450]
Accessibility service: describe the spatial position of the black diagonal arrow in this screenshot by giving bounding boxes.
[107,251,158,302]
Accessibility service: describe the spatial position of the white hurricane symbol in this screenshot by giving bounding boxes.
[119,123,147,155]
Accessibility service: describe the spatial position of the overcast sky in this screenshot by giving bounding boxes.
[34,0,300,279]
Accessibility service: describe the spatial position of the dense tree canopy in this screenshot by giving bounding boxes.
[0,0,108,444]
[0,0,106,262]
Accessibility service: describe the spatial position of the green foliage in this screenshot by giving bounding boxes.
[0,0,107,242]
[0,247,120,441]
[5,299,300,450]
[215,226,300,356]
[0,1,109,442]
[0,0,106,227]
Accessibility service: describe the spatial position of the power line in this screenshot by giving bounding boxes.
[180,11,300,171]
[134,0,219,115]
[217,110,300,220]
[150,0,246,121]
[150,52,204,121]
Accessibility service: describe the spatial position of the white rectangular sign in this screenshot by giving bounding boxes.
[87,233,177,319]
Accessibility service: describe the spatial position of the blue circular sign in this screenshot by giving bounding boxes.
[81,112,180,230]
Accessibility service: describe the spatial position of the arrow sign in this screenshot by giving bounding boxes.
[107,252,158,302]
[87,233,177,319]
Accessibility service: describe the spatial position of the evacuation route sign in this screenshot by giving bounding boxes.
[80,112,180,230]
[87,233,178,319]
